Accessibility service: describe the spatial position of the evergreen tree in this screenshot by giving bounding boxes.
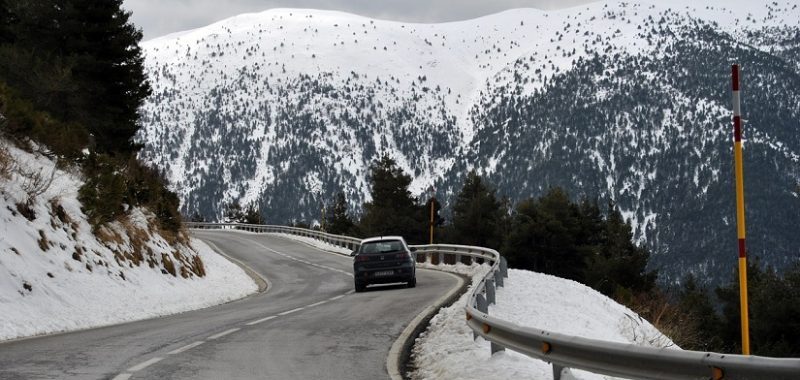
[223,201,244,223]
[451,170,504,248]
[325,192,355,235]
[585,203,657,298]
[64,0,151,154]
[503,187,586,281]
[243,203,264,224]
[1,0,150,155]
[679,274,724,350]
[716,262,800,356]
[359,155,421,240]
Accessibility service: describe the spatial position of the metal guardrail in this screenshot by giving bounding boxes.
[185,222,362,251]
[187,222,800,380]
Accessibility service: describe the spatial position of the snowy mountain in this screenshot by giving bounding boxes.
[136,0,800,285]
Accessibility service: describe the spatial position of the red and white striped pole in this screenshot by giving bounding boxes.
[731,64,751,355]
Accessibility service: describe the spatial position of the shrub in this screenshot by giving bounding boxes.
[0,80,89,158]
[79,155,126,227]
[125,157,181,233]
[161,253,176,276]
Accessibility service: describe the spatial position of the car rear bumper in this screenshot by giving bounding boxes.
[354,267,415,284]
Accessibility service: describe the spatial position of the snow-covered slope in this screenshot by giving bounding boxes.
[411,267,674,380]
[0,141,256,341]
[136,0,800,285]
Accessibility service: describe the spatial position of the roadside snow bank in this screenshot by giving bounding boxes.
[0,142,256,341]
[411,268,675,380]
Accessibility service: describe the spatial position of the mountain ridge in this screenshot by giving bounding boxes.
[135,1,800,285]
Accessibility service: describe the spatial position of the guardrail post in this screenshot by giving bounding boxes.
[491,341,505,355]
[438,252,444,266]
[476,294,487,314]
[474,294,487,341]
[486,279,496,305]
[500,257,508,278]
[552,364,564,380]
[495,269,503,288]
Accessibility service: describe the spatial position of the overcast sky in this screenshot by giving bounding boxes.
[123,0,596,40]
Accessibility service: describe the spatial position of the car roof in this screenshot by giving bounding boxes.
[361,236,406,244]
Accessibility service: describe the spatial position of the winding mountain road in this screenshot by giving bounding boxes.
[0,230,461,380]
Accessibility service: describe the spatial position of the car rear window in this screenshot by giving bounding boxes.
[361,240,404,254]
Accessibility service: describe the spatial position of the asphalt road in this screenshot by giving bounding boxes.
[0,231,460,380]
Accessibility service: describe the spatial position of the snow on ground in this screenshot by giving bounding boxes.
[0,141,257,341]
[411,268,675,380]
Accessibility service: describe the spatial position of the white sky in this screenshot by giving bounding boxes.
[122,0,597,40]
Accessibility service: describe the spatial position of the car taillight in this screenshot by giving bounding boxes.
[395,253,409,260]
[355,255,370,262]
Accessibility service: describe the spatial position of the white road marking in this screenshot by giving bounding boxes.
[127,357,163,372]
[248,240,352,278]
[207,328,241,340]
[278,307,305,316]
[245,315,277,326]
[168,341,204,355]
[107,234,360,380]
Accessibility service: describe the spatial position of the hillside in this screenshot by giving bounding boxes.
[135,0,800,285]
[0,140,256,341]
[411,266,674,380]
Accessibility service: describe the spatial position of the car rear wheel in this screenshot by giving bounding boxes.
[407,277,416,288]
[355,280,366,292]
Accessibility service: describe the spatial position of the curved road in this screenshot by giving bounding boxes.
[0,231,460,379]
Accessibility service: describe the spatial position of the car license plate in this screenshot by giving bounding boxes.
[374,270,393,277]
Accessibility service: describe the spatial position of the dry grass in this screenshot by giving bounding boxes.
[96,225,124,246]
[161,253,176,276]
[16,201,35,221]
[191,255,206,277]
[49,199,77,232]
[158,223,191,246]
[37,230,51,251]
[625,291,702,349]
[119,217,149,266]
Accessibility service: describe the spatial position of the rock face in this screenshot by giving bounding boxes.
[136,1,800,285]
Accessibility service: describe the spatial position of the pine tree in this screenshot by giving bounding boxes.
[716,261,800,356]
[64,0,151,154]
[224,201,244,223]
[325,192,355,235]
[451,170,504,248]
[585,203,656,298]
[1,0,150,155]
[676,274,724,351]
[503,187,586,281]
[359,155,421,240]
[243,204,264,224]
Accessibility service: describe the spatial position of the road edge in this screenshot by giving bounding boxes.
[202,239,270,293]
[386,269,468,380]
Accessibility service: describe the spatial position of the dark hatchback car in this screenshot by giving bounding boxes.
[352,236,416,292]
